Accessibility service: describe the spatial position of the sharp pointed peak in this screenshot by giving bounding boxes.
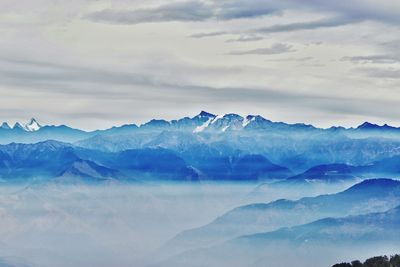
[1,122,11,129]
[28,117,38,123]
[9,118,43,131]
[358,121,377,128]
[195,111,216,118]
[356,121,397,130]
[24,117,42,131]
[13,122,24,129]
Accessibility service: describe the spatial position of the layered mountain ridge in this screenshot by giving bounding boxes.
[1,111,400,182]
[163,179,400,257]
[156,179,400,267]
[2,111,400,137]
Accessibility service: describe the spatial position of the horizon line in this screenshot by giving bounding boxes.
[1,110,399,132]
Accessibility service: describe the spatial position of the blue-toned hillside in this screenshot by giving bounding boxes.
[163,179,400,256]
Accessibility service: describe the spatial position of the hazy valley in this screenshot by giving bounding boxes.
[0,112,399,267]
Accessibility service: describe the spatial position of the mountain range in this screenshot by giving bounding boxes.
[1,111,400,183]
[3,111,400,144]
[1,113,400,267]
[156,179,400,267]
[158,205,400,267]
[1,139,400,184]
[0,141,201,183]
[163,179,400,257]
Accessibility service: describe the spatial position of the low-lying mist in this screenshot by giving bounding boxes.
[0,182,257,267]
[0,180,393,267]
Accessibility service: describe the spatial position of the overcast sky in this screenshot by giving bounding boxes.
[1,0,400,130]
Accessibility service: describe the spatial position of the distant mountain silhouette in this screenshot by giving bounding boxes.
[0,141,118,182]
[1,112,400,173]
[162,179,400,257]
[156,195,400,267]
[238,205,400,245]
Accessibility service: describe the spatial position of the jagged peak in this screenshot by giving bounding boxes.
[9,118,43,131]
[28,118,39,124]
[13,122,24,130]
[222,113,243,119]
[246,115,271,122]
[0,122,11,129]
[357,121,379,129]
[195,111,216,118]
[357,121,398,130]
[243,116,255,127]
[24,118,42,131]
[141,119,171,128]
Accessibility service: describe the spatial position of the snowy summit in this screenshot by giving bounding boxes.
[23,118,42,131]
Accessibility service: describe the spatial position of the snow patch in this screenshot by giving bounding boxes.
[242,116,255,128]
[210,114,223,124]
[193,117,213,133]
[23,118,42,132]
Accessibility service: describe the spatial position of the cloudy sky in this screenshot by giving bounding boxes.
[1,0,400,130]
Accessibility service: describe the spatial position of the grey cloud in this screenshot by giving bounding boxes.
[309,41,323,46]
[281,0,400,26]
[190,16,361,42]
[341,54,400,64]
[357,67,400,79]
[255,16,362,34]
[295,56,314,62]
[86,1,214,24]
[215,1,280,20]
[1,55,400,128]
[189,16,361,42]
[0,56,380,108]
[380,40,400,53]
[0,57,247,94]
[225,35,264,42]
[228,43,295,55]
[86,1,280,25]
[189,31,228,38]
[2,0,400,129]
[84,0,400,29]
[0,57,161,98]
[265,56,314,62]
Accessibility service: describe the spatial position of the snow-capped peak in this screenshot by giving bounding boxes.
[242,116,256,128]
[191,112,273,133]
[23,118,42,131]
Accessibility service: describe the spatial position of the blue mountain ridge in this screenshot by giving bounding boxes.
[5,139,400,184]
[2,112,400,182]
[2,111,400,144]
[158,205,400,267]
[0,141,202,183]
[162,179,400,257]
[237,204,400,245]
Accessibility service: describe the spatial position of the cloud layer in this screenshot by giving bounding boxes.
[0,0,399,129]
[228,43,295,55]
